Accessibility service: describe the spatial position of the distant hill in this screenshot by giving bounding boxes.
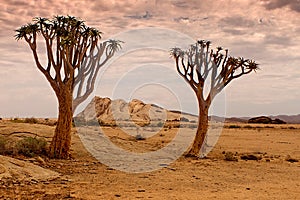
[267,114,300,124]
[248,116,287,124]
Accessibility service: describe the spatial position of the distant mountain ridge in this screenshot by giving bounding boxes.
[214,115,300,124]
[268,114,300,124]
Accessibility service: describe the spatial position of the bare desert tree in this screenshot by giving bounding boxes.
[171,40,258,157]
[72,38,122,113]
[15,16,121,158]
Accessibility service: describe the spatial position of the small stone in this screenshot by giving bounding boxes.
[165,167,176,171]
[0,164,6,174]
[240,154,261,161]
[31,179,38,184]
[115,194,121,197]
[9,159,25,167]
[36,156,46,165]
[138,189,146,192]
[285,155,299,163]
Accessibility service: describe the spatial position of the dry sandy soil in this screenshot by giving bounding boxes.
[0,120,299,199]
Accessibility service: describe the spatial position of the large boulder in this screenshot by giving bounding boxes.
[0,155,59,181]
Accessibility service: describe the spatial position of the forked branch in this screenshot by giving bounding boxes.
[171,40,259,104]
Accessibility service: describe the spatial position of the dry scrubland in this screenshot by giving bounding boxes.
[0,120,299,199]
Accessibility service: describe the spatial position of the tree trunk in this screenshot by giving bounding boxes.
[49,88,73,159]
[187,102,209,158]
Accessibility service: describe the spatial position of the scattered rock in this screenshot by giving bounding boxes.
[240,154,262,161]
[115,194,121,197]
[165,167,176,171]
[159,163,168,167]
[31,179,39,184]
[192,175,200,180]
[285,155,299,163]
[135,134,145,141]
[35,156,46,165]
[137,189,146,192]
[0,165,6,174]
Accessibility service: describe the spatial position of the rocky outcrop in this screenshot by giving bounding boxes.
[75,96,197,125]
[0,155,59,181]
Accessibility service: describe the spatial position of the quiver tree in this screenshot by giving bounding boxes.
[171,40,259,157]
[15,16,121,158]
[73,38,122,113]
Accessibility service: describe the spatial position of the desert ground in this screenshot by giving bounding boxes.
[0,120,299,199]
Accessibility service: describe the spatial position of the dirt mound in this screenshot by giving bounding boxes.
[0,155,59,181]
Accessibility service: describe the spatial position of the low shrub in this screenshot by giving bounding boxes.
[228,125,241,129]
[264,125,274,129]
[224,151,238,161]
[24,117,38,124]
[16,137,48,157]
[11,118,24,123]
[0,136,7,154]
[0,136,16,155]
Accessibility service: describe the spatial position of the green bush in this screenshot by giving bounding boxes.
[16,137,47,157]
[0,136,15,155]
[0,136,7,154]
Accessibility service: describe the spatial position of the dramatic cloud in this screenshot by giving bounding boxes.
[262,0,300,12]
[0,0,300,117]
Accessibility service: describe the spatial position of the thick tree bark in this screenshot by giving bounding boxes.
[187,101,209,158]
[49,88,73,159]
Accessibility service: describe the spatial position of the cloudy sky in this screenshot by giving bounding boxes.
[0,0,300,118]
